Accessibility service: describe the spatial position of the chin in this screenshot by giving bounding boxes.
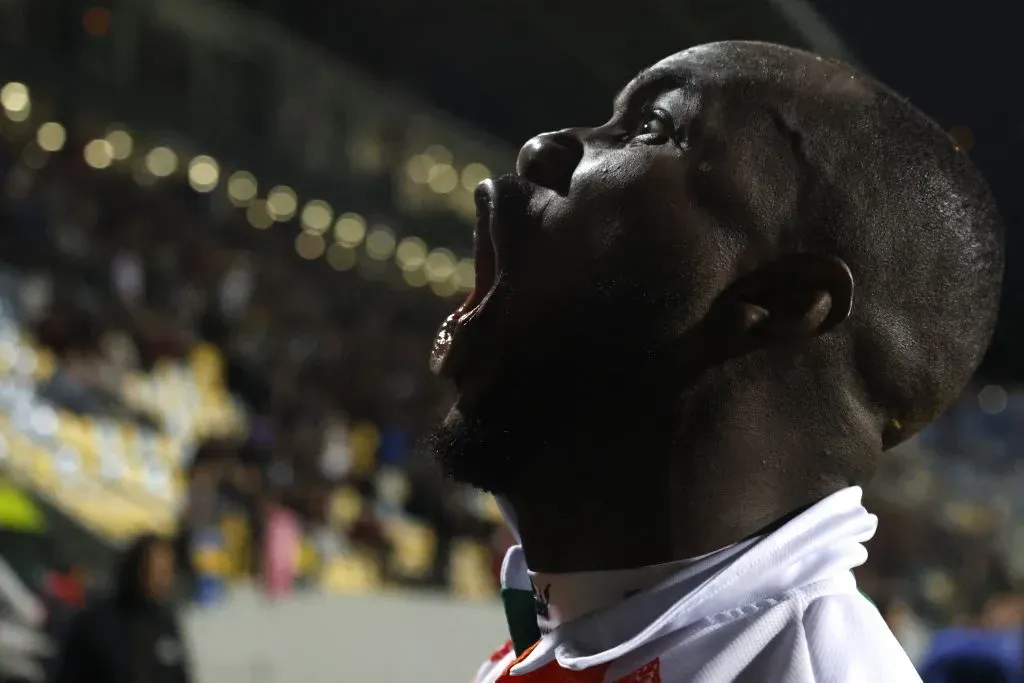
[424,357,625,496]
[423,402,526,495]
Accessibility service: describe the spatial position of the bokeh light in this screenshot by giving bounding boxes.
[424,144,453,165]
[105,129,133,160]
[295,232,326,260]
[402,267,428,288]
[454,259,476,291]
[405,155,432,184]
[188,155,220,192]
[267,185,297,221]
[83,139,113,169]
[326,244,357,271]
[334,213,367,247]
[82,7,112,37]
[36,122,66,152]
[227,171,258,207]
[1,82,30,122]
[395,237,428,271]
[427,163,458,194]
[246,199,273,229]
[145,146,178,177]
[460,162,490,191]
[301,200,334,234]
[365,225,397,260]
[424,248,457,282]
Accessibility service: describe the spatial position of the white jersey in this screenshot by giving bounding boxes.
[473,487,921,683]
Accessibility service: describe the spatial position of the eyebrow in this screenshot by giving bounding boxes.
[612,67,695,111]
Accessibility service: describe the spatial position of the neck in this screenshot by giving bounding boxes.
[504,379,870,573]
[507,466,674,573]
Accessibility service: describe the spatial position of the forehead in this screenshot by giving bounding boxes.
[147,542,173,560]
[616,42,861,109]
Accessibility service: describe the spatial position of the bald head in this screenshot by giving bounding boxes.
[651,42,1004,444]
[429,41,1003,516]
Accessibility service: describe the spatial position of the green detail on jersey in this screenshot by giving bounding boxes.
[501,588,541,656]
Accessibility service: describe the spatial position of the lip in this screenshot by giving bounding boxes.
[430,176,531,379]
[458,181,500,326]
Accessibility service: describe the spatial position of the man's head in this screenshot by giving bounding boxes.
[427,42,1003,510]
[116,534,176,604]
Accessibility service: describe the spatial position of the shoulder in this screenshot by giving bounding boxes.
[653,588,921,682]
[470,640,516,683]
[797,592,921,682]
[69,600,111,630]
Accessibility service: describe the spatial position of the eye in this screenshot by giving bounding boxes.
[634,108,675,141]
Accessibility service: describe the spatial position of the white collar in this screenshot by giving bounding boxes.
[500,486,877,675]
[527,541,752,633]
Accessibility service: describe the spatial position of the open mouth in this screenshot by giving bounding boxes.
[456,182,499,324]
[430,174,533,378]
[429,180,499,377]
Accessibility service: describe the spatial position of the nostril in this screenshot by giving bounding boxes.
[516,130,584,197]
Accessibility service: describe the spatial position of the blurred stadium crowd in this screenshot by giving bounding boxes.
[0,98,507,595]
[0,0,1020,680]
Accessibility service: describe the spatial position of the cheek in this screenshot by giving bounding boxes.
[567,151,679,249]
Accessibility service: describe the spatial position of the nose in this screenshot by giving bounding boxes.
[516,129,584,196]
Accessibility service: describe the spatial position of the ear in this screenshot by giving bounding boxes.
[723,254,854,344]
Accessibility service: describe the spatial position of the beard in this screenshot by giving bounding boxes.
[422,257,698,497]
[423,361,579,495]
[422,332,681,497]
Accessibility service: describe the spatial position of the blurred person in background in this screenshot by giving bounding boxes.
[918,623,1023,683]
[41,560,88,631]
[51,534,192,683]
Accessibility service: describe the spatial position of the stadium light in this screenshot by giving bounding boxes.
[426,163,458,194]
[188,155,220,193]
[424,144,453,165]
[36,122,66,152]
[145,146,178,177]
[246,199,273,229]
[227,171,258,207]
[267,185,297,221]
[460,163,489,192]
[325,244,356,271]
[300,200,333,234]
[105,129,133,160]
[295,232,326,260]
[365,225,396,260]
[454,259,476,292]
[424,249,456,283]
[334,213,367,247]
[83,139,113,169]
[0,82,30,122]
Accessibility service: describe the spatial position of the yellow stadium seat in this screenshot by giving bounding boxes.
[189,343,224,386]
[450,540,498,600]
[321,553,382,595]
[383,517,436,578]
[194,547,229,576]
[330,487,364,528]
[55,413,95,456]
[298,539,320,578]
[28,449,54,488]
[31,347,55,382]
[219,513,251,577]
[349,422,380,476]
